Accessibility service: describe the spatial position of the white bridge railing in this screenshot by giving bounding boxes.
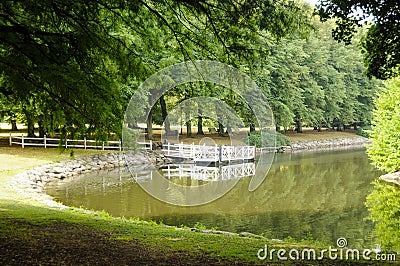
[162,142,256,162]
[9,134,152,151]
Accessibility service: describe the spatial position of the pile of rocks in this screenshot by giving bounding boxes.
[12,150,172,192]
[290,137,371,151]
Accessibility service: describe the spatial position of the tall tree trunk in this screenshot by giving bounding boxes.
[11,119,18,131]
[27,116,35,137]
[197,108,204,135]
[38,118,45,138]
[146,108,153,140]
[159,95,170,133]
[250,123,255,132]
[295,119,302,133]
[218,122,224,136]
[186,120,192,137]
[295,112,302,133]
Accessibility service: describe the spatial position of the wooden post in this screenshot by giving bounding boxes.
[9,133,12,146]
[65,139,68,149]
[102,141,105,150]
[218,145,222,164]
[119,140,122,151]
[21,135,24,148]
[44,135,47,148]
[84,138,87,149]
[149,140,152,150]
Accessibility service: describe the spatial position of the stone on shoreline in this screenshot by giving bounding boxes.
[380,172,400,186]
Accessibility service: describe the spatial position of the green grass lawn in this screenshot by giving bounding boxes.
[282,129,360,142]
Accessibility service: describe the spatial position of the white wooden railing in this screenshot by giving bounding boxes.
[9,133,152,151]
[162,142,256,162]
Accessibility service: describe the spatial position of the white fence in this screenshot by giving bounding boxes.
[9,134,152,151]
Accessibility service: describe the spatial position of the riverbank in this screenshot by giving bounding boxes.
[13,136,371,196]
[290,136,370,152]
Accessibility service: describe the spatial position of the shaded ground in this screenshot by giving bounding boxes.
[0,218,390,266]
[0,219,232,266]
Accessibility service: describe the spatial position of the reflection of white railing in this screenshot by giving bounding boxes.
[161,163,255,181]
[163,142,255,162]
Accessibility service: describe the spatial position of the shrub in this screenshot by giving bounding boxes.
[366,77,400,173]
[246,130,291,148]
[356,125,372,138]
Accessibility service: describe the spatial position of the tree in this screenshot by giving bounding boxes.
[366,77,400,173]
[317,0,400,79]
[255,17,380,132]
[0,0,313,139]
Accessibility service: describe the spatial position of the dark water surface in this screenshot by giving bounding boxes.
[46,148,382,249]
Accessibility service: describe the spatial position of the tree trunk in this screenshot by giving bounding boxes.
[186,121,192,137]
[146,108,153,140]
[295,119,302,133]
[159,95,170,133]
[38,119,45,138]
[295,112,302,133]
[197,108,204,135]
[11,119,18,131]
[218,122,224,136]
[27,117,35,137]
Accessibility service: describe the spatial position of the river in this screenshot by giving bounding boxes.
[46,147,382,249]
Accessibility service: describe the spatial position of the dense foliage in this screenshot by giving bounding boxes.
[0,0,312,139]
[0,0,383,140]
[258,19,381,132]
[317,0,400,80]
[366,77,400,173]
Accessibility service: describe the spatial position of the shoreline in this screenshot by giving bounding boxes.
[11,136,372,208]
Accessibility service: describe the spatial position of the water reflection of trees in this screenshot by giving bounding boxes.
[366,181,400,252]
[47,149,381,247]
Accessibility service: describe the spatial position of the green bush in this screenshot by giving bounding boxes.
[366,77,400,173]
[246,130,291,148]
[356,125,372,138]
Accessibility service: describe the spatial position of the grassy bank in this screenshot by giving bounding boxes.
[0,146,392,265]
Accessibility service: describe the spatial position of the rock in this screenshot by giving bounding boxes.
[239,232,255,237]
[52,167,65,174]
[380,172,400,186]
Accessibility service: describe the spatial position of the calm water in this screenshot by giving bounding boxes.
[46,148,382,249]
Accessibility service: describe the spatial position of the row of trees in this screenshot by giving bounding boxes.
[0,0,395,140]
[0,0,313,139]
[147,19,382,137]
